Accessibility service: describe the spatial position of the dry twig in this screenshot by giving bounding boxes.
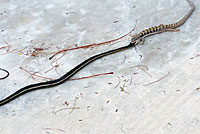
[143,72,170,86]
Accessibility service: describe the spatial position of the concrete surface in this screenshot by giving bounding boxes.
[0,0,200,134]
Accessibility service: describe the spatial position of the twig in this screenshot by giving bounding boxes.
[45,65,59,74]
[49,44,75,62]
[43,128,65,133]
[19,66,53,81]
[0,41,11,55]
[20,65,114,82]
[121,54,127,64]
[49,23,137,60]
[114,76,121,89]
[190,54,200,59]
[138,65,152,77]
[196,87,200,90]
[143,72,170,86]
[0,45,9,51]
[4,41,11,52]
[120,80,130,94]
[129,75,133,85]
[49,44,76,60]
[54,107,80,115]
[131,64,152,77]
[69,97,79,114]
[0,41,27,55]
[68,72,114,81]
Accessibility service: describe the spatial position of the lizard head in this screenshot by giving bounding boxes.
[131,34,142,44]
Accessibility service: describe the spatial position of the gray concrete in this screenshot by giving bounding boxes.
[0,0,200,133]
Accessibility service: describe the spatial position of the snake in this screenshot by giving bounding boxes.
[0,0,194,106]
[0,43,136,106]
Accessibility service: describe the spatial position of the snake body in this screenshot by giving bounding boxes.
[0,43,136,106]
